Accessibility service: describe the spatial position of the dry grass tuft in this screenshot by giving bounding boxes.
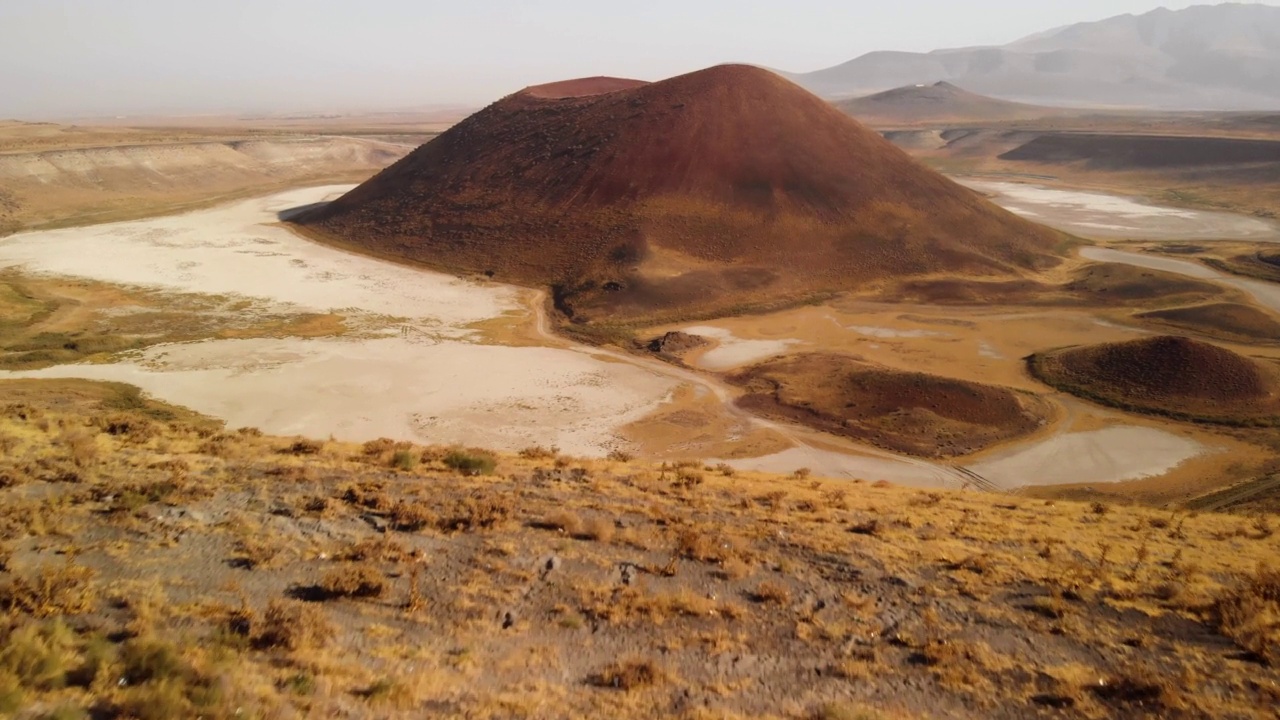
[318,564,388,600]
[56,429,98,468]
[389,501,436,532]
[580,515,616,543]
[1215,565,1280,665]
[442,448,497,476]
[589,658,664,691]
[536,509,583,536]
[0,563,96,617]
[283,438,324,455]
[748,580,791,605]
[340,537,409,563]
[519,445,560,460]
[439,490,513,532]
[255,599,334,651]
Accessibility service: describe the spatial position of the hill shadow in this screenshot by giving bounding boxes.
[276,201,330,223]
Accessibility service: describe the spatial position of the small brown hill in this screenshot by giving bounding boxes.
[1139,303,1280,343]
[838,82,1066,126]
[299,65,1063,326]
[1029,336,1280,425]
[730,353,1051,458]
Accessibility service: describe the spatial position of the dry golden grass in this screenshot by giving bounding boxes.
[0,377,1278,718]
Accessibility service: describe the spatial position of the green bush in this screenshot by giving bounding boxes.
[443,449,497,476]
[391,450,418,471]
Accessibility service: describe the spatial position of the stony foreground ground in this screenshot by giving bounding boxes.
[0,378,1278,719]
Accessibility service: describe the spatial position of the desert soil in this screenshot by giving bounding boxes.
[0,186,679,457]
[961,179,1280,241]
[3,182,1278,498]
[1081,247,1280,314]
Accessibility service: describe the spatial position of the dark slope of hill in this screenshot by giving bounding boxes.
[729,353,1051,458]
[299,65,1062,326]
[1000,133,1280,169]
[788,4,1280,110]
[1138,303,1280,343]
[1029,335,1280,425]
[839,82,1066,126]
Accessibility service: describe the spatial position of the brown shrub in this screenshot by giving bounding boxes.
[536,510,583,535]
[256,599,334,651]
[97,414,159,444]
[580,516,616,543]
[265,464,314,483]
[438,491,513,532]
[1091,667,1184,713]
[1215,565,1280,665]
[748,580,791,605]
[341,483,394,512]
[0,464,30,488]
[232,536,280,570]
[361,438,397,457]
[282,439,324,456]
[3,403,42,422]
[850,519,881,537]
[340,537,409,563]
[0,563,97,617]
[319,565,388,600]
[442,448,497,476]
[674,469,704,490]
[675,528,715,561]
[389,501,436,532]
[519,445,560,460]
[589,658,664,691]
[716,556,753,581]
[55,429,97,468]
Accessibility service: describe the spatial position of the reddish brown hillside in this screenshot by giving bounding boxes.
[300,64,1063,324]
[1030,336,1280,424]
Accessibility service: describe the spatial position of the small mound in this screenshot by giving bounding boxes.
[644,331,708,356]
[1064,264,1223,304]
[1030,336,1280,425]
[729,353,1050,458]
[839,81,1060,125]
[521,76,649,99]
[1139,303,1280,342]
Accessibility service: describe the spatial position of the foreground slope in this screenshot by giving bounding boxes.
[1,379,1278,718]
[300,65,1062,325]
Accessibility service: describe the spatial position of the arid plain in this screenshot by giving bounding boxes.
[5,88,1280,510]
[4,67,1280,719]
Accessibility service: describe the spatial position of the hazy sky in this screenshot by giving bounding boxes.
[0,0,1260,118]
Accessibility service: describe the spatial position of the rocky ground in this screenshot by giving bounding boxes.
[1,378,1278,719]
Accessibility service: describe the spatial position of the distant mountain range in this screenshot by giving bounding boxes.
[785,3,1280,110]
